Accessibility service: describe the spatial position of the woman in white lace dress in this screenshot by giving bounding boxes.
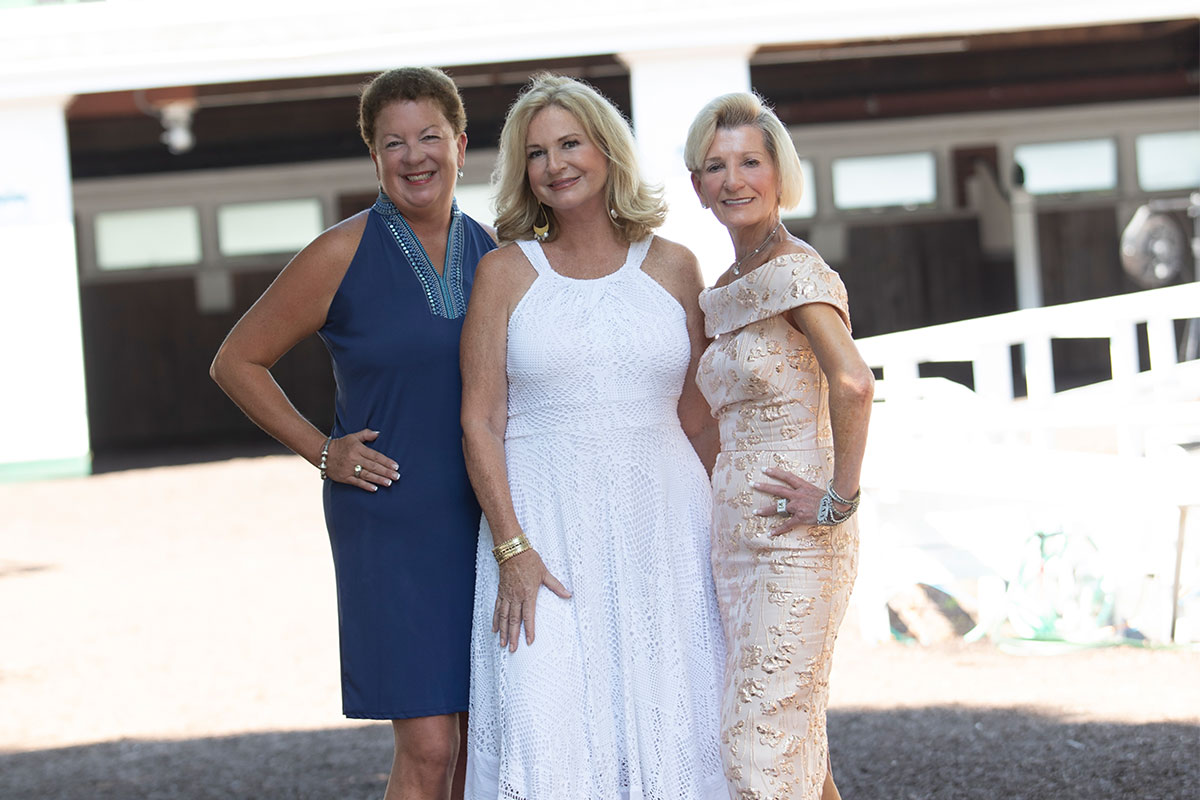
[459,73,728,799]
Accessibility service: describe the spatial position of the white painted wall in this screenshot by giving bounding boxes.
[1,0,1195,99]
[0,98,90,477]
[621,47,754,281]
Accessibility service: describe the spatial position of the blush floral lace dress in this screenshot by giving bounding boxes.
[696,252,860,800]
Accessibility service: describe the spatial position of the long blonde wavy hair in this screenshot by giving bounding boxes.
[493,73,666,244]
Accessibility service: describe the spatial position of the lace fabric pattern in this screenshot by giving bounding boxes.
[696,253,860,800]
[466,237,728,800]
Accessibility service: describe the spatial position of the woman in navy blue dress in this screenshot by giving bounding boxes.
[211,67,494,800]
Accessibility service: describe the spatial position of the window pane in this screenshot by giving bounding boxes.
[95,206,200,270]
[217,198,323,257]
[1136,130,1200,192]
[1013,139,1116,195]
[832,152,936,210]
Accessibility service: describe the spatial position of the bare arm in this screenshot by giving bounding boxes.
[791,302,874,503]
[644,238,719,474]
[754,301,873,534]
[461,248,526,547]
[460,247,569,651]
[210,213,398,490]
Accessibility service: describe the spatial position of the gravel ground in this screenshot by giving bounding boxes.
[2,455,1197,799]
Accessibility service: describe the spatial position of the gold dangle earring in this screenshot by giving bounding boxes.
[533,202,550,242]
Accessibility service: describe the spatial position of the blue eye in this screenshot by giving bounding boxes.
[563,139,579,149]
[527,149,544,160]
[706,163,722,173]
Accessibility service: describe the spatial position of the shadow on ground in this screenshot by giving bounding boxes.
[2,707,1196,799]
[828,706,1197,800]
[0,725,392,800]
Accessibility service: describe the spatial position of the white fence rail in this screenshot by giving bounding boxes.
[852,283,1200,643]
[856,281,1200,403]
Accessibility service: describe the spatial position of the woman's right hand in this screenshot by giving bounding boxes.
[752,466,826,536]
[493,549,571,652]
[325,429,400,492]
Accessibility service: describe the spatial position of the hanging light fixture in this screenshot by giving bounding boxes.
[157,100,197,155]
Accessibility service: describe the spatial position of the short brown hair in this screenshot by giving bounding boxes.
[358,67,467,150]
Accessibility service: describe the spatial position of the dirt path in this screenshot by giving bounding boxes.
[2,455,1196,799]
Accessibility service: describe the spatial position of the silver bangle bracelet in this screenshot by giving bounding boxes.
[318,435,332,480]
[827,480,861,509]
[817,491,857,526]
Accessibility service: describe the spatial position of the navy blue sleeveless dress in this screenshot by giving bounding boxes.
[318,192,494,719]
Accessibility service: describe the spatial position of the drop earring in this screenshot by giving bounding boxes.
[457,167,464,178]
[533,202,550,242]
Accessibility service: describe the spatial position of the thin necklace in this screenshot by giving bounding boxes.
[731,219,782,276]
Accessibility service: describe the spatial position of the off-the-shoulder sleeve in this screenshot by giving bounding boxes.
[700,252,851,337]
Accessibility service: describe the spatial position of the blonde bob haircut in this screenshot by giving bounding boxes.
[684,92,805,211]
[493,73,666,244]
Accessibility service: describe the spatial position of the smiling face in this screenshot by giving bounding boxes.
[370,98,466,219]
[524,105,610,216]
[692,124,781,231]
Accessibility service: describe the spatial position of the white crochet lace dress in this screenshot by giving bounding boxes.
[465,237,728,800]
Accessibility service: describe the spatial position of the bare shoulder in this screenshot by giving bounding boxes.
[644,235,703,296]
[261,211,367,294]
[477,240,535,280]
[470,240,538,313]
[298,210,368,266]
[647,235,700,272]
[221,211,370,348]
[775,236,823,261]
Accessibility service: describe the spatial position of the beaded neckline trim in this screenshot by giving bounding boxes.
[372,191,467,319]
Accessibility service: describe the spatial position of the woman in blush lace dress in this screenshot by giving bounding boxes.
[685,93,874,800]
[459,74,727,799]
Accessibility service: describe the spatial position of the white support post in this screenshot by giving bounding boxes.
[1146,315,1178,376]
[0,96,90,481]
[1023,335,1055,401]
[1110,323,1142,455]
[1109,323,1140,384]
[618,47,753,284]
[973,343,1014,403]
[1011,185,1043,311]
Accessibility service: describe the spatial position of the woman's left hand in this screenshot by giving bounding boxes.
[494,548,571,652]
[752,467,825,536]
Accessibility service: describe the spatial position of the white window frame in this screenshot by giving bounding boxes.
[1011,137,1118,198]
[787,97,1197,224]
[72,149,498,283]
